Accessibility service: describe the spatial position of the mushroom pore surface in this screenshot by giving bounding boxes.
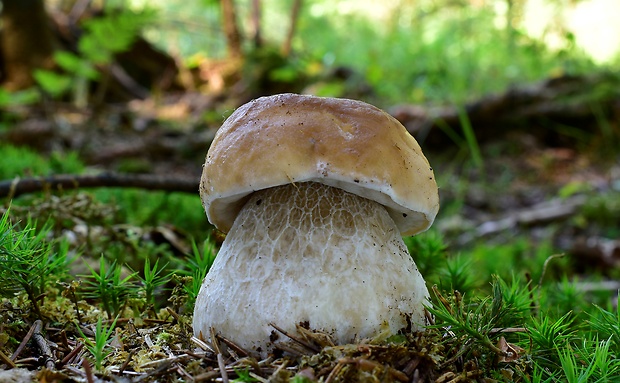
[193,181,429,356]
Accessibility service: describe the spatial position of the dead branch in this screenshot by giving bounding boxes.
[32,320,55,370]
[458,195,587,244]
[0,173,199,199]
[391,73,620,147]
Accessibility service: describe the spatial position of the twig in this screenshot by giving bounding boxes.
[60,342,84,366]
[119,348,137,374]
[68,0,91,22]
[402,357,421,377]
[269,322,321,353]
[216,333,250,358]
[273,342,306,357]
[108,63,150,99]
[166,307,181,323]
[82,359,95,383]
[450,370,481,383]
[539,253,566,287]
[0,349,16,368]
[489,327,527,334]
[424,307,435,326]
[176,364,195,381]
[281,0,302,57]
[136,359,174,381]
[217,353,229,383]
[190,336,215,353]
[193,369,221,382]
[268,360,289,381]
[10,320,38,362]
[139,354,192,369]
[210,327,222,355]
[324,359,345,383]
[0,173,199,199]
[249,371,270,383]
[32,320,55,370]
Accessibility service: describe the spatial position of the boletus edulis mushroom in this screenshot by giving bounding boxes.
[193,93,439,356]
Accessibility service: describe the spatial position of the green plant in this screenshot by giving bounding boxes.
[295,1,595,106]
[587,296,620,354]
[0,144,52,179]
[0,144,84,179]
[290,376,314,383]
[232,367,260,382]
[0,88,40,108]
[556,338,620,382]
[461,239,561,287]
[34,6,157,102]
[178,239,217,308]
[428,276,523,360]
[81,256,136,319]
[77,316,118,371]
[456,105,483,170]
[545,275,587,318]
[590,100,620,156]
[134,257,172,308]
[493,274,533,329]
[527,311,576,371]
[404,229,447,283]
[438,253,478,293]
[0,210,70,318]
[580,191,620,232]
[33,50,98,100]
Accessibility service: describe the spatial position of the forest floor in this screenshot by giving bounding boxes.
[1,83,620,382]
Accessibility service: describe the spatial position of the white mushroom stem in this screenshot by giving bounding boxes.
[193,182,429,356]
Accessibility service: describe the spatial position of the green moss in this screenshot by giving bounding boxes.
[0,144,84,179]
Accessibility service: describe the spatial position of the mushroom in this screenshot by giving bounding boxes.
[193,93,439,356]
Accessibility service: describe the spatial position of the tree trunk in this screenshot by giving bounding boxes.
[1,0,56,90]
[282,0,302,57]
[250,0,262,48]
[221,0,243,58]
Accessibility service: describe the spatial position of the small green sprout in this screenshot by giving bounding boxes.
[133,257,171,308]
[81,256,136,319]
[77,316,118,371]
[232,367,260,383]
[179,239,216,308]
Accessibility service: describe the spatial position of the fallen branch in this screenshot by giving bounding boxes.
[476,195,587,235]
[391,73,620,147]
[32,320,55,370]
[457,195,587,245]
[0,173,200,199]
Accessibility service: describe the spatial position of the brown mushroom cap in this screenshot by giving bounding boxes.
[201,93,439,236]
